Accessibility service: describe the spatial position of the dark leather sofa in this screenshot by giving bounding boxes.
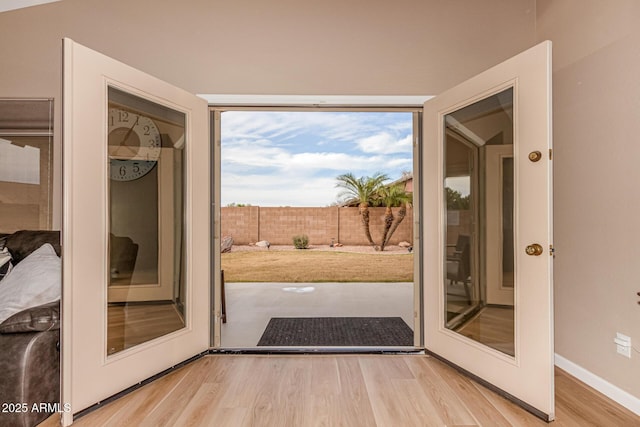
[0,230,61,427]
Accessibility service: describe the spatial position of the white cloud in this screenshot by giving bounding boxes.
[221,111,414,206]
[223,141,411,173]
[222,112,305,141]
[356,132,412,154]
[388,121,413,132]
[222,111,390,146]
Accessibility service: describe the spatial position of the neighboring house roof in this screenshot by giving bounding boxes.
[388,172,413,193]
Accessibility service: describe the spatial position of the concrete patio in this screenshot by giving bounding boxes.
[220,282,414,348]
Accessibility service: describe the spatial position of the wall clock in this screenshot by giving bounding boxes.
[108,107,162,181]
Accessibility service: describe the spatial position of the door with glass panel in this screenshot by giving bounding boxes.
[62,39,209,425]
[424,41,554,419]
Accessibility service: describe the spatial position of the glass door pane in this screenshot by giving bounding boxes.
[443,87,514,356]
[107,87,187,355]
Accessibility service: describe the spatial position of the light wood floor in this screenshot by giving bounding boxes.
[40,354,639,426]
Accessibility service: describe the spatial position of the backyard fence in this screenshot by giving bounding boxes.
[221,206,414,246]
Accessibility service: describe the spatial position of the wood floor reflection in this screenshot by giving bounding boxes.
[107,303,185,355]
[456,306,515,356]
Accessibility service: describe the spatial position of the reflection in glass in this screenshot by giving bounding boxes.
[444,87,515,356]
[0,99,54,232]
[107,87,186,355]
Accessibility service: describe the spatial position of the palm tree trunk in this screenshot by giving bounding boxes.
[384,204,407,247]
[379,206,394,251]
[359,203,377,248]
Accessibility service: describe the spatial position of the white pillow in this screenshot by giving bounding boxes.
[0,243,61,324]
[0,247,12,280]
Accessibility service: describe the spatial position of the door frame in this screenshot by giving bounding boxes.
[206,102,426,349]
[485,144,516,306]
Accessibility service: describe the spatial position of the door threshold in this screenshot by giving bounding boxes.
[210,347,425,355]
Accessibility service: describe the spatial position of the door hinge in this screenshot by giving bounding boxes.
[549,149,553,160]
[549,244,555,257]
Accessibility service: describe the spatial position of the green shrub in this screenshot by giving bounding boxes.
[292,234,309,249]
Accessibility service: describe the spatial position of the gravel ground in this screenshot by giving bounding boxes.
[228,244,413,255]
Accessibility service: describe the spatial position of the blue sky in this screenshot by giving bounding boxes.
[221,111,414,207]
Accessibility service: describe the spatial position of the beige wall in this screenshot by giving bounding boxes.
[537,0,640,398]
[0,0,536,230]
[221,206,413,246]
[0,0,537,96]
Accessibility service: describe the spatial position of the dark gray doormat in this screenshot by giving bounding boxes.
[257,317,414,347]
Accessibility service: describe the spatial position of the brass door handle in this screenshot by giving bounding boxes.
[525,244,543,256]
[529,151,542,162]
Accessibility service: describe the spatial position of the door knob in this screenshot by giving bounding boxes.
[528,151,542,162]
[525,244,543,256]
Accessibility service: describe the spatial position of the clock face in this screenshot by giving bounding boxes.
[108,108,162,181]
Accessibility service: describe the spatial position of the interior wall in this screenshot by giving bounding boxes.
[0,0,537,229]
[537,0,640,399]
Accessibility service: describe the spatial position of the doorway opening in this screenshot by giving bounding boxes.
[211,107,422,349]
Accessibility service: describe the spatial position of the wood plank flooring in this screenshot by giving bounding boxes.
[40,354,639,426]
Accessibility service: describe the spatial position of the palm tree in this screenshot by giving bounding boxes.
[378,184,412,251]
[335,172,389,248]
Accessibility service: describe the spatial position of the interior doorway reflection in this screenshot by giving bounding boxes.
[106,87,187,355]
[443,87,515,356]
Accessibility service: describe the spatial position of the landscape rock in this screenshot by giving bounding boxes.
[221,236,234,253]
[398,241,412,248]
[255,240,271,249]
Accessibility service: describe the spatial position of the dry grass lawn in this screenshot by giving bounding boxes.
[221,250,414,282]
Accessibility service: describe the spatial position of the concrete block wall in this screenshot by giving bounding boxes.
[221,206,413,246]
[221,206,259,243]
[258,207,339,245]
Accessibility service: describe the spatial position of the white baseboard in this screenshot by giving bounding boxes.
[555,353,640,416]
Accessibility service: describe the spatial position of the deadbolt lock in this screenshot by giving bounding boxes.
[528,151,542,162]
[525,243,543,256]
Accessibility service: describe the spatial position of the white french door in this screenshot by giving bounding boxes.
[424,41,554,419]
[62,39,210,425]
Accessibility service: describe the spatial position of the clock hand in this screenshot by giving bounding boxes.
[120,118,137,147]
[113,117,140,158]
